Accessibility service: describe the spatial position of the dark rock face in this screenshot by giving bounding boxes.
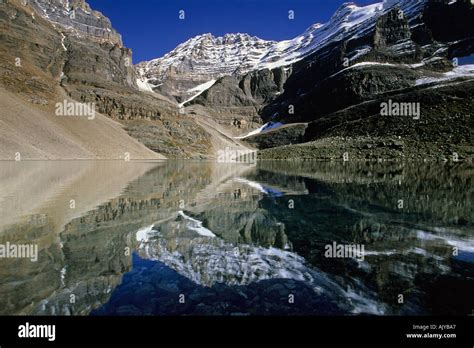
[192,76,254,107]
[243,123,308,150]
[262,64,420,125]
[260,11,424,123]
[180,1,473,159]
[421,0,474,61]
[247,1,474,158]
[373,7,411,49]
[423,0,474,43]
[304,79,474,142]
[257,77,473,160]
[190,66,291,110]
[238,67,291,104]
[256,75,473,160]
[63,37,135,88]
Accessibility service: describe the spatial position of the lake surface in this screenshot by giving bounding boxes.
[0,161,472,316]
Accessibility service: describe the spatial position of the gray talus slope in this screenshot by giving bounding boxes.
[0,87,165,160]
[0,0,165,159]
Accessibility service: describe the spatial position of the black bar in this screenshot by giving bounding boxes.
[0,316,472,346]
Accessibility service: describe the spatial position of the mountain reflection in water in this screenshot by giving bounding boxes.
[0,161,472,316]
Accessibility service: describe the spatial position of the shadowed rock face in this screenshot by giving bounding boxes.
[189,67,291,110]
[237,3,474,159]
[175,2,474,159]
[28,0,136,89]
[242,123,308,149]
[423,0,474,43]
[180,5,428,112]
[373,7,412,49]
[260,4,474,123]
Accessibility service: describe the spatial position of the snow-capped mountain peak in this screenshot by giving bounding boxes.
[136,0,428,96]
[136,32,276,92]
[331,1,361,19]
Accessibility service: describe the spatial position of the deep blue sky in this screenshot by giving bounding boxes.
[87,0,380,63]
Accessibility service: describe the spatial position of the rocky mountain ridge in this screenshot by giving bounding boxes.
[136,33,277,99]
[181,0,474,160]
[136,0,427,101]
[1,0,473,160]
[1,0,250,159]
[30,0,123,45]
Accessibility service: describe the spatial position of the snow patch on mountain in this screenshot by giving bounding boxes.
[137,0,428,92]
[415,65,474,86]
[136,224,156,243]
[416,229,474,253]
[235,122,283,139]
[137,33,275,91]
[60,33,67,51]
[136,78,154,93]
[256,2,384,71]
[233,178,284,197]
[178,211,216,237]
[178,79,217,108]
[329,61,399,79]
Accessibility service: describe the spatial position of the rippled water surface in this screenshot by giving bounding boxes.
[0,161,472,315]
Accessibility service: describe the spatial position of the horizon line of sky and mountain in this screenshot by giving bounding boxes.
[87,0,381,63]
